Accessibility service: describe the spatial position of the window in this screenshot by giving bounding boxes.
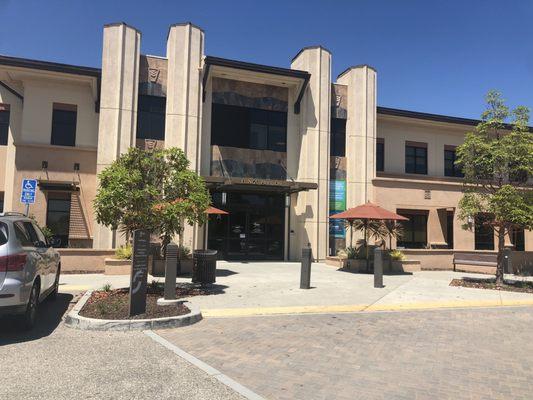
[444,147,464,177]
[511,227,525,251]
[330,118,346,157]
[0,105,9,146]
[397,210,428,249]
[51,103,77,146]
[211,104,287,152]
[46,193,71,248]
[376,138,384,172]
[0,222,7,246]
[474,214,494,250]
[405,143,427,174]
[136,95,166,140]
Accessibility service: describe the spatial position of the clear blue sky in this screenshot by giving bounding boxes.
[1,0,532,119]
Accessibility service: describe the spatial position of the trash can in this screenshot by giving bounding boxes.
[192,249,218,284]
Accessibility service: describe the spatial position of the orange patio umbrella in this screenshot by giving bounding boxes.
[331,202,408,269]
[203,206,229,249]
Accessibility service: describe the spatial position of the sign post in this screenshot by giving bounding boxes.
[20,179,37,215]
[129,229,149,316]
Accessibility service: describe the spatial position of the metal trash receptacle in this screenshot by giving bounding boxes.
[192,249,218,284]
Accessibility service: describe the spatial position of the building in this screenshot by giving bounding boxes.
[0,22,530,262]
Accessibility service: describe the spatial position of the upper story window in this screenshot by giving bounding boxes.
[330,118,346,157]
[137,95,166,141]
[0,104,10,146]
[405,142,427,175]
[376,138,384,172]
[444,146,464,177]
[51,103,77,147]
[211,104,287,152]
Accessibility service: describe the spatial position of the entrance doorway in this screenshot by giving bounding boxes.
[208,192,285,260]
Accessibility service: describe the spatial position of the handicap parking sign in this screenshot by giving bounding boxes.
[20,179,37,205]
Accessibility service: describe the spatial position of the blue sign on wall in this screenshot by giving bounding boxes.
[20,179,37,205]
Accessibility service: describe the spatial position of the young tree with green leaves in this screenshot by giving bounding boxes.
[94,147,210,251]
[455,91,533,284]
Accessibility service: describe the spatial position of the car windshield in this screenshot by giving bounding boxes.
[0,222,8,246]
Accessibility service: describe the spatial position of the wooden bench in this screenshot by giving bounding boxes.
[453,253,497,272]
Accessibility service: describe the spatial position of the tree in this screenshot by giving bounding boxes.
[94,147,210,251]
[455,91,533,284]
[379,220,404,250]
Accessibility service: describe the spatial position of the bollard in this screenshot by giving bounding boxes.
[164,243,178,300]
[503,247,512,274]
[374,248,384,288]
[300,246,312,289]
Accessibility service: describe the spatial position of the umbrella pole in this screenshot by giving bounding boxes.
[365,221,369,272]
[350,221,353,248]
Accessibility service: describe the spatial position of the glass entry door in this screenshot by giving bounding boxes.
[208,192,285,260]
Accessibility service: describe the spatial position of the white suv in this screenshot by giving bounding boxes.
[0,213,61,329]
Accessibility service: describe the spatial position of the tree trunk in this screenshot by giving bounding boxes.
[495,230,505,286]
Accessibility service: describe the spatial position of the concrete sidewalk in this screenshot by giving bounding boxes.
[60,262,533,316]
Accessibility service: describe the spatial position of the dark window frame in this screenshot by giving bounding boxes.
[397,210,428,249]
[330,118,346,157]
[136,95,166,141]
[211,103,287,152]
[51,103,77,147]
[376,139,384,172]
[46,192,72,248]
[474,214,494,250]
[444,148,464,177]
[0,105,10,146]
[405,143,428,175]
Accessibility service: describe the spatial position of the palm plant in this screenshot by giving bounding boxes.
[379,220,404,249]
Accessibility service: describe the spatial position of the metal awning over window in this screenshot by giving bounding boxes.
[37,180,79,192]
[204,176,317,194]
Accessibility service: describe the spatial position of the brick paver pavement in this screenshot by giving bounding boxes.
[159,307,533,400]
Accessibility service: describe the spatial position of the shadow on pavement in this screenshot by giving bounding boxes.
[0,293,73,346]
[215,269,238,277]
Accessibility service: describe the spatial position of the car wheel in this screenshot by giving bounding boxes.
[49,265,61,300]
[22,282,39,330]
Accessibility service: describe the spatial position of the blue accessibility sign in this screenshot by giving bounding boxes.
[20,179,37,205]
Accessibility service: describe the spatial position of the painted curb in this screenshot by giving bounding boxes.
[64,289,202,331]
[145,330,265,400]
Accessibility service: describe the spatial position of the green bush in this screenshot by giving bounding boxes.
[345,247,358,260]
[389,249,406,261]
[115,244,132,260]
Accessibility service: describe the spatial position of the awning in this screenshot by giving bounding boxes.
[37,180,79,192]
[204,176,317,194]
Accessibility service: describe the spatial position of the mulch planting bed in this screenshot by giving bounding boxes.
[79,284,217,320]
[450,278,533,294]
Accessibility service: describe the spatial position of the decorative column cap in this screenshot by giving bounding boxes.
[291,45,332,62]
[337,64,377,80]
[103,22,141,34]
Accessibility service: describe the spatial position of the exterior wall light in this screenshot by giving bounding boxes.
[41,161,48,170]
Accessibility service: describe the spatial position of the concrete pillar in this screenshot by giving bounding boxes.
[428,208,447,247]
[165,23,205,251]
[291,47,331,261]
[93,22,141,249]
[336,66,377,208]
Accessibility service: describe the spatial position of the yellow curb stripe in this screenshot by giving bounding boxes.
[202,299,533,317]
[202,304,367,317]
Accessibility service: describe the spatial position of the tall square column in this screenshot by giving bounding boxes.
[336,66,377,209]
[291,47,331,260]
[165,23,205,250]
[93,23,141,249]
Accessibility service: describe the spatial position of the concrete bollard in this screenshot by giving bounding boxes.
[374,248,384,288]
[503,247,512,274]
[300,246,312,289]
[164,243,178,300]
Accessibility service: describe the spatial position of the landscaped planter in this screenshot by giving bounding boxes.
[390,259,421,273]
[104,258,131,275]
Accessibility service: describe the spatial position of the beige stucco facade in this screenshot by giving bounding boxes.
[0,21,531,261]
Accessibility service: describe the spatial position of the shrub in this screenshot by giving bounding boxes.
[345,247,358,260]
[101,283,112,292]
[115,244,132,260]
[389,249,406,261]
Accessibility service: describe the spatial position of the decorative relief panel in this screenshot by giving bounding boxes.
[331,84,347,119]
[139,55,168,97]
[212,77,288,112]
